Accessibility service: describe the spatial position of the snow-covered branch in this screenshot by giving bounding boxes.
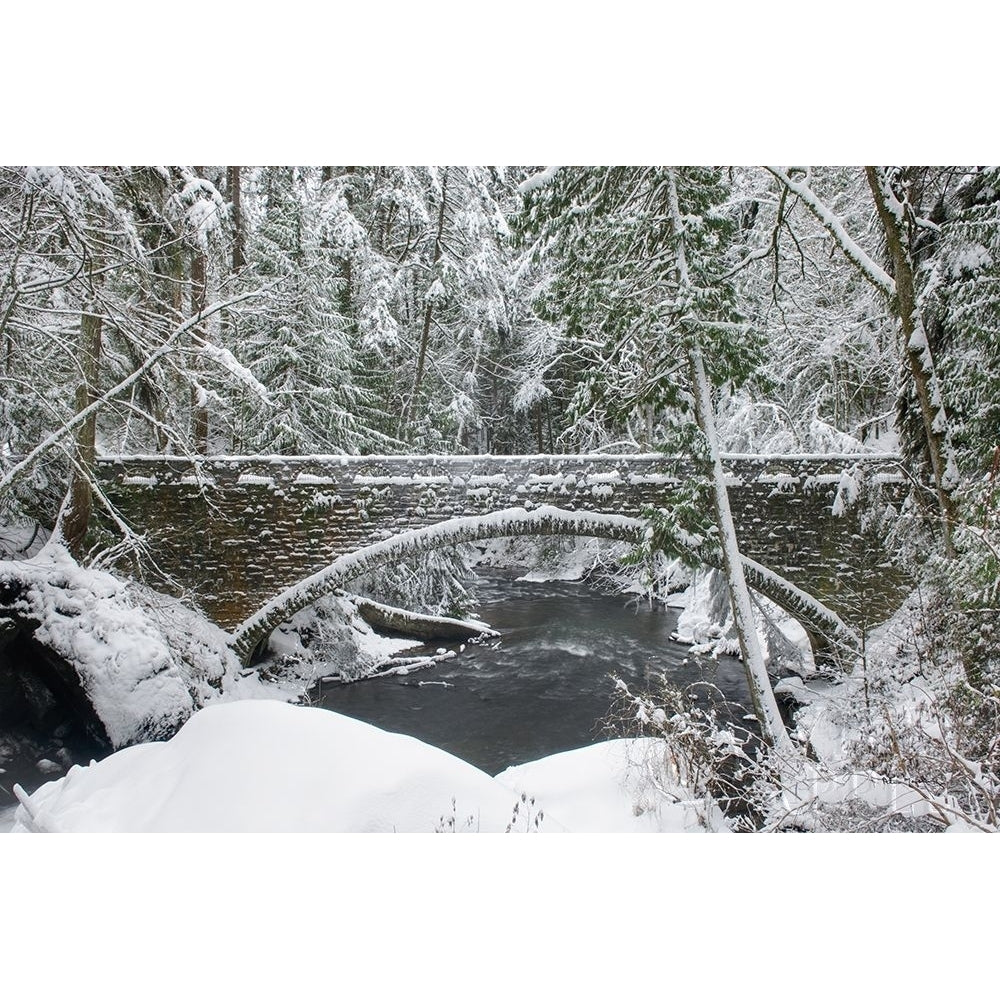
[0,285,275,498]
[765,166,896,297]
[518,167,562,195]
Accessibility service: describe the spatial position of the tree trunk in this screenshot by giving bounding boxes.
[58,302,103,558]
[399,168,449,437]
[227,166,245,273]
[190,246,209,455]
[865,166,958,557]
[688,348,793,752]
[340,166,356,331]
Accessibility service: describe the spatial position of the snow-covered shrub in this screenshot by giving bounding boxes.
[782,591,1000,832]
[868,589,1000,830]
[350,545,477,618]
[266,594,420,684]
[606,675,766,830]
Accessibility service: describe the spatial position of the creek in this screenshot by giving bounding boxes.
[313,570,754,775]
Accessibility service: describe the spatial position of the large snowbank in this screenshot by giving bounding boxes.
[13,701,542,833]
[11,701,727,833]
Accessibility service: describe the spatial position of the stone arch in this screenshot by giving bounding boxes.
[228,504,860,665]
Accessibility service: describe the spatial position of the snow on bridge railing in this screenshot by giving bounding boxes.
[94,451,907,491]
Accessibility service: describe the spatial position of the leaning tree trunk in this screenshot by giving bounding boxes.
[688,347,793,753]
[58,300,103,558]
[666,168,793,753]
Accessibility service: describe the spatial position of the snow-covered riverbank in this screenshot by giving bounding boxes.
[4,536,996,832]
[9,700,726,833]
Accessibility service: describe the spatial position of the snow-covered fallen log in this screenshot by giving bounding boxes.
[343,593,498,642]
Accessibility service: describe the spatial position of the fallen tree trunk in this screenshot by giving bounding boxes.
[342,593,498,642]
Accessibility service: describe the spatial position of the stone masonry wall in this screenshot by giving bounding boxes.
[95,454,909,631]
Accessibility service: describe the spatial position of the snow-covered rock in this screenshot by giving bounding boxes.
[0,544,223,746]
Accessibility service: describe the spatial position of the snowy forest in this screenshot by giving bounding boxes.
[1,164,999,833]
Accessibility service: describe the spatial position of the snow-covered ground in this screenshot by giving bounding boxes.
[497,738,730,832]
[0,803,16,833]
[9,700,725,833]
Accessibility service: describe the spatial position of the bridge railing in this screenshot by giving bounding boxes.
[94,452,907,491]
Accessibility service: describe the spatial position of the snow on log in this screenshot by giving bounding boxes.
[343,593,498,642]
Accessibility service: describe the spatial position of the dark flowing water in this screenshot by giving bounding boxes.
[314,571,754,775]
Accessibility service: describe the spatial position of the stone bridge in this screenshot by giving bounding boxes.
[95,452,909,660]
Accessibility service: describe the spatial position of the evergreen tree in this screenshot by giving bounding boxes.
[519,166,791,749]
[224,167,377,454]
[926,166,1000,472]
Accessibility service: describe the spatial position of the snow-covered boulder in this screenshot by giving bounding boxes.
[0,544,238,747]
[12,700,565,833]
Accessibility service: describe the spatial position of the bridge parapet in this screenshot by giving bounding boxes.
[94,453,908,631]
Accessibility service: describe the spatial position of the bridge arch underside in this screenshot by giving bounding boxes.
[230,505,862,666]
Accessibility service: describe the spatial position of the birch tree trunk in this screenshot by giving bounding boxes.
[666,169,793,753]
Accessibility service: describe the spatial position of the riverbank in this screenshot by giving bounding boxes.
[9,700,728,832]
